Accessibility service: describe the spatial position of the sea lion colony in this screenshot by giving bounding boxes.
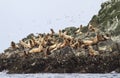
[10,24,110,57]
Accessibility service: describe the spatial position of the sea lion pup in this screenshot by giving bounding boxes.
[75,25,83,35]
[11,41,19,49]
[88,46,99,56]
[19,40,31,48]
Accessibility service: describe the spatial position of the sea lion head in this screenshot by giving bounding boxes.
[50,28,55,33]
[11,41,16,48]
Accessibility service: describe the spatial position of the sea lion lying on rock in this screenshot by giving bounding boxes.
[59,30,74,40]
[29,44,44,53]
[82,34,110,47]
[19,40,31,48]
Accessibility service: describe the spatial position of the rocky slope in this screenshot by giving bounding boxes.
[89,0,120,41]
[0,0,120,74]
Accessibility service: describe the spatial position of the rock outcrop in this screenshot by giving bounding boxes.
[89,0,120,41]
[0,0,120,74]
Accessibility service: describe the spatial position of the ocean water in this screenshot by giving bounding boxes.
[0,71,120,78]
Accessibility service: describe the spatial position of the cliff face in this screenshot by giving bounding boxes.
[90,0,120,41]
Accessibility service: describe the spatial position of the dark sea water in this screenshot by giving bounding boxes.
[0,71,120,78]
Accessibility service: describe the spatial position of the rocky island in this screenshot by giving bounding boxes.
[0,0,120,74]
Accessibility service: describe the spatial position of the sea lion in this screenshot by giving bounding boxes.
[50,28,55,36]
[71,39,82,49]
[49,38,70,52]
[59,30,63,37]
[44,46,51,57]
[63,33,73,40]
[48,39,63,52]
[11,41,19,49]
[29,39,36,48]
[75,25,83,35]
[29,44,44,53]
[46,33,53,41]
[33,34,43,45]
[102,34,111,40]
[29,36,51,54]
[59,38,70,48]
[19,40,31,48]
[50,43,62,52]
[82,40,94,47]
[88,24,93,31]
[71,41,78,49]
[59,30,73,40]
[39,37,47,46]
[81,34,100,47]
[84,34,105,45]
[88,24,97,32]
[82,34,109,49]
[31,36,39,46]
[49,43,58,52]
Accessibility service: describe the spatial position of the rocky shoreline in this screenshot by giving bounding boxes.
[0,45,120,74]
[0,0,120,74]
[0,25,120,74]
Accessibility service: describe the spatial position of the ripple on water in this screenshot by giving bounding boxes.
[0,73,120,78]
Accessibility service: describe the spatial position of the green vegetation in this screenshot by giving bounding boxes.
[90,0,120,36]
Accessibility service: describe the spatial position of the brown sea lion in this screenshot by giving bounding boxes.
[60,38,70,48]
[59,30,73,40]
[49,43,58,52]
[82,34,101,47]
[11,41,19,49]
[19,40,31,48]
[88,24,99,33]
[29,44,44,53]
[75,25,83,34]
[50,28,55,36]
[71,39,82,49]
